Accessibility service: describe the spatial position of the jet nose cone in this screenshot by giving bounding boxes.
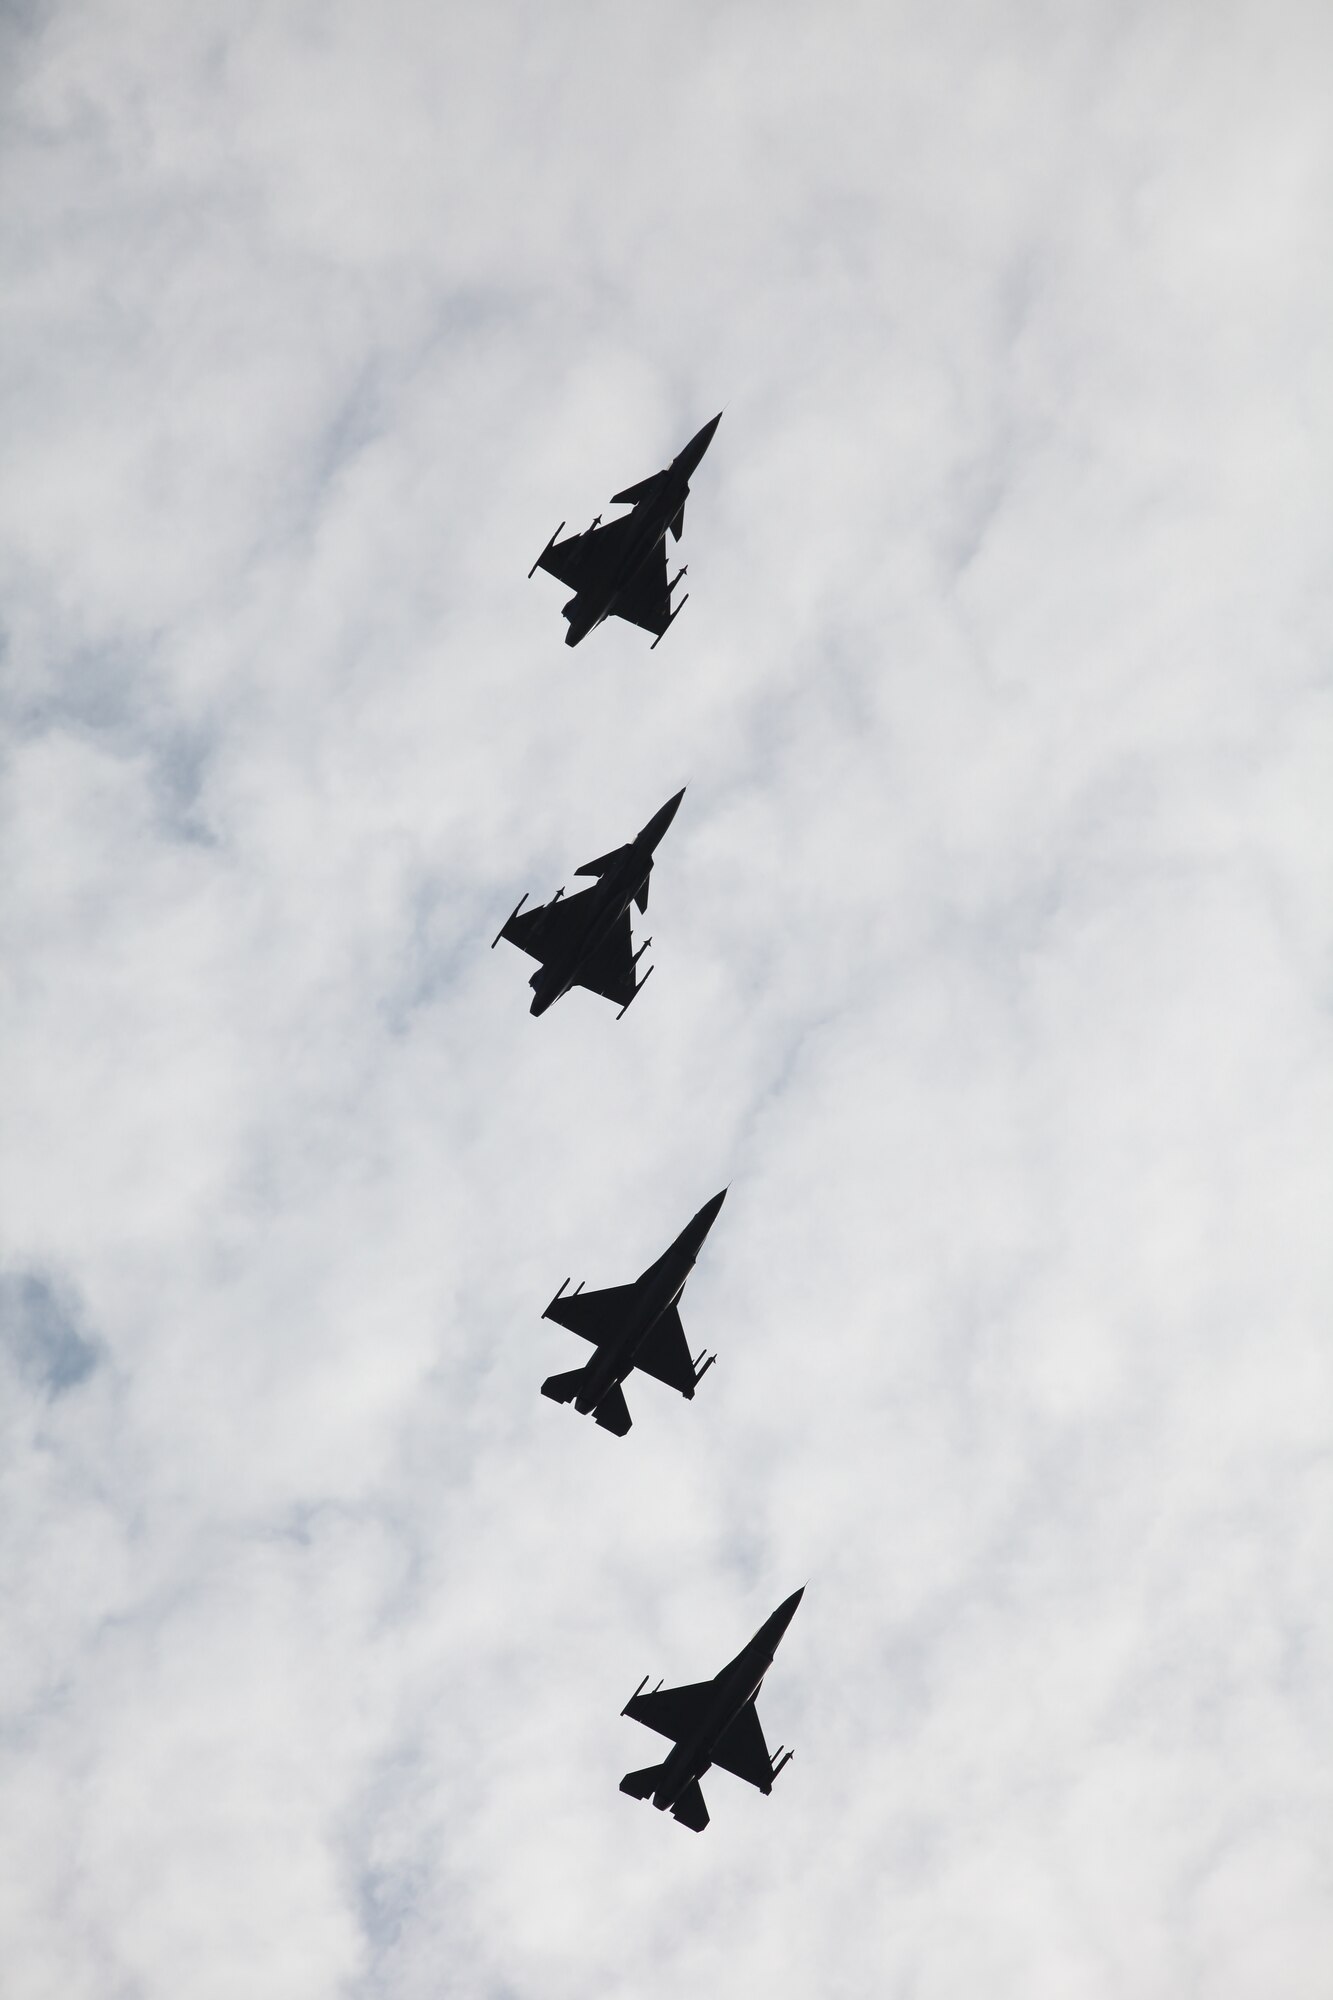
[678,412,722,473]
[769,1587,805,1640]
[695,1187,728,1233]
[642,786,686,846]
[678,1187,727,1260]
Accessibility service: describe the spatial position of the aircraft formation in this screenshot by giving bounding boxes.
[495,415,801,1831]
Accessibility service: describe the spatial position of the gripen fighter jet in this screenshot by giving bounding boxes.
[492,789,683,1017]
[529,414,721,647]
[541,1189,726,1436]
[620,1588,804,1832]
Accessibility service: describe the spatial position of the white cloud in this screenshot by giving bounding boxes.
[2,2,1331,1995]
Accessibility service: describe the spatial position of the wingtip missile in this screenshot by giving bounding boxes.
[616,964,654,1019]
[528,522,565,579]
[492,892,527,948]
[542,1277,572,1320]
[651,593,688,648]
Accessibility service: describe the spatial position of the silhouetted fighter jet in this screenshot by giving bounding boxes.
[529,414,721,647]
[492,789,683,1016]
[540,1189,725,1436]
[620,1588,804,1832]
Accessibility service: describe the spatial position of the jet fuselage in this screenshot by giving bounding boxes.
[563,500,671,647]
[528,789,684,1014]
[650,1589,804,1814]
[528,861,645,1015]
[563,415,720,646]
[572,1190,726,1414]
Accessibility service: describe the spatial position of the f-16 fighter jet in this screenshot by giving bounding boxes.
[620,1588,804,1832]
[492,788,683,1017]
[529,413,721,647]
[540,1188,726,1436]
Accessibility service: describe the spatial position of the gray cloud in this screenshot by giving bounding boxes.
[0,1271,99,1394]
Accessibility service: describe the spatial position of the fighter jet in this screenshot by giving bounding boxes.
[620,1588,804,1832]
[529,414,721,647]
[492,788,683,1017]
[540,1189,726,1436]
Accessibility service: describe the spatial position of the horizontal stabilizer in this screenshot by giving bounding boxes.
[619,1762,664,1800]
[611,472,665,506]
[671,1780,710,1832]
[593,1382,632,1435]
[541,1367,587,1405]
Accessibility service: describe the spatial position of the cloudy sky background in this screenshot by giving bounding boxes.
[3,2,1332,1994]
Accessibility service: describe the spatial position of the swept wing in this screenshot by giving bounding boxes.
[537,517,634,595]
[501,890,596,963]
[502,897,640,1008]
[622,1683,775,1791]
[612,543,676,639]
[710,1701,774,1791]
[635,1306,697,1396]
[545,1283,639,1343]
[574,910,641,1007]
[623,1679,714,1742]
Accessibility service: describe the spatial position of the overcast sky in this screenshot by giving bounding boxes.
[3,3,1332,1996]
